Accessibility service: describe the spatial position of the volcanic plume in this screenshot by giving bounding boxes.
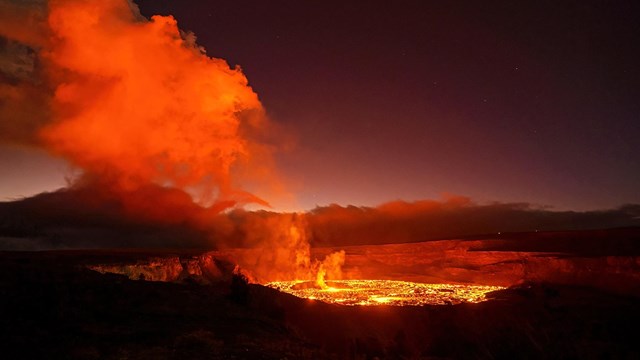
[2,0,278,216]
[0,0,346,284]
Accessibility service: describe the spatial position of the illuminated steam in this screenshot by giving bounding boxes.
[0,0,344,284]
[40,0,274,209]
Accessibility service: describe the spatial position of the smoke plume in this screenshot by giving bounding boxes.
[214,211,345,283]
[0,0,345,284]
[2,0,277,213]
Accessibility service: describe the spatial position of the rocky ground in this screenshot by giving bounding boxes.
[1,249,639,359]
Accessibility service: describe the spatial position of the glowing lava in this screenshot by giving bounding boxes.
[266,280,505,306]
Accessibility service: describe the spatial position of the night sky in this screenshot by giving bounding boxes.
[2,0,639,211]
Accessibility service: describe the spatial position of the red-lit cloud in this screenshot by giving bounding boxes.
[1,0,279,213]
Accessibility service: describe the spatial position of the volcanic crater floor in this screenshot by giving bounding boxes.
[266,280,505,306]
[2,247,640,359]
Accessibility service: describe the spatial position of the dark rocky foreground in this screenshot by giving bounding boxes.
[1,250,639,359]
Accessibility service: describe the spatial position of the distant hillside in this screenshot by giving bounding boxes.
[1,189,640,250]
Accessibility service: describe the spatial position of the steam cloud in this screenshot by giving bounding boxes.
[217,211,346,283]
[0,0,344,284]
[4,1,638,285]
[2,0,276,211]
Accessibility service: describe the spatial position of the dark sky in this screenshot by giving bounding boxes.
[2,0,640,211]
[133,0,639,210]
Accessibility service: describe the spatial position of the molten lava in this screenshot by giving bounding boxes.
[266,280,504,306]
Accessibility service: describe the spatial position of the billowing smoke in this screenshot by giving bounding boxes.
[42,0,275,210]
[222,212,314,282]
[211,210,345,283]
[2,0,276,212]
[0,0,344,284]
[0,0,50,145]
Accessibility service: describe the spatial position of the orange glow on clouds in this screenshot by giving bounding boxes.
[40,0,274,208]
